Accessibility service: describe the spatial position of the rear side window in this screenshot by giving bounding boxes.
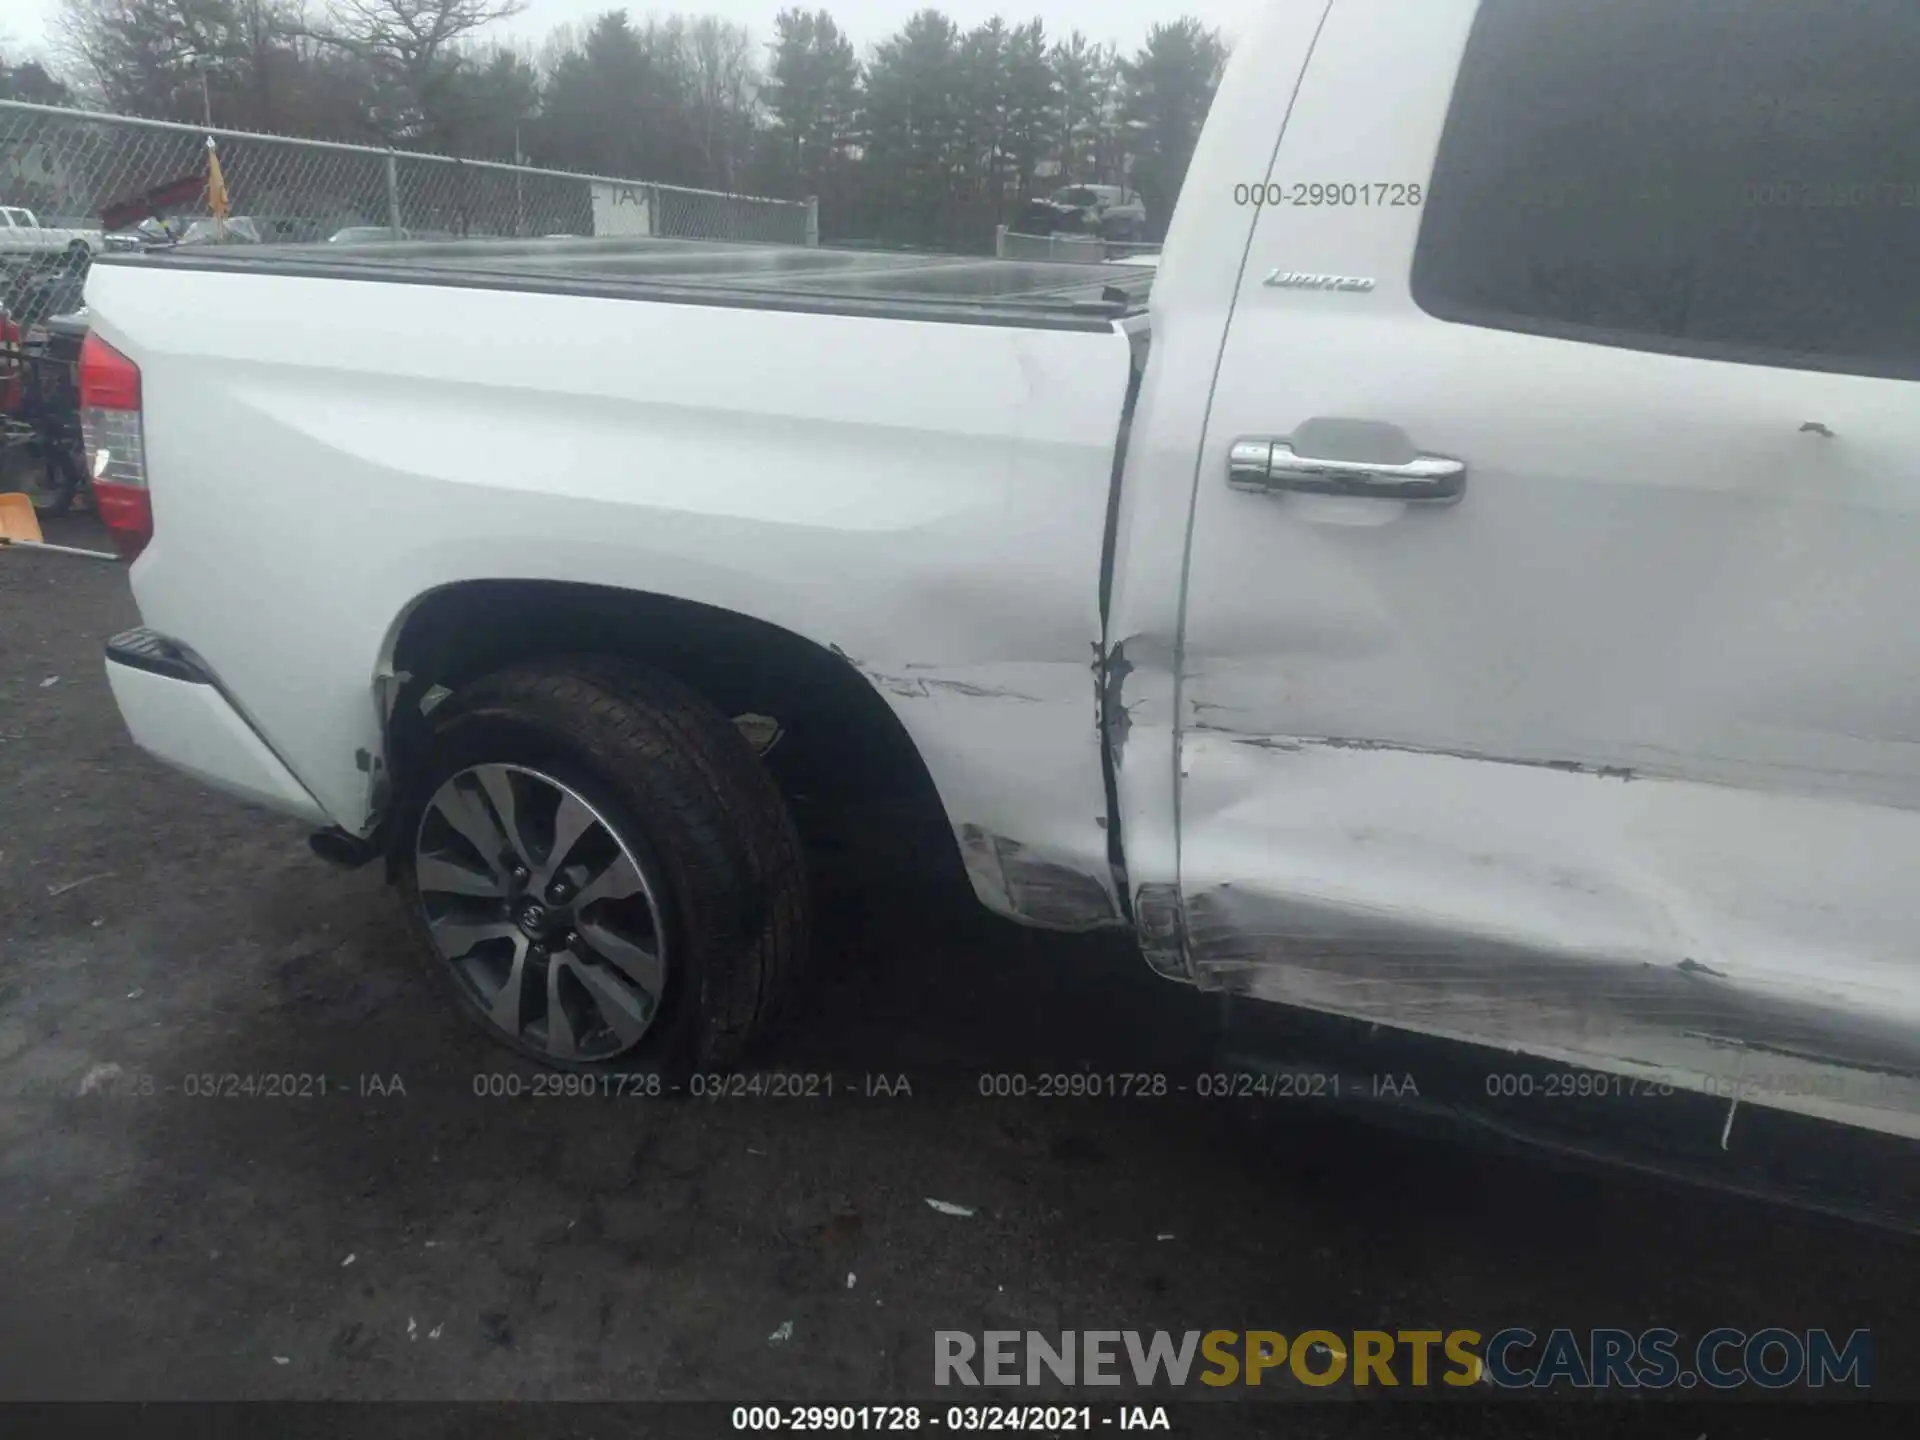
[1412,0,1920,380]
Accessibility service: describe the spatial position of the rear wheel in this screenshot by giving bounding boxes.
[399,656,809,1073]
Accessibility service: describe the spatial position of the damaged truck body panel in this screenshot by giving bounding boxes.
[1098,0,1339,969]
[90,0,1920,1166]
[1144,0,1920,1141]
[856,657,1127,930]
[1176,737,1920,1139]
[91,260,1137,932]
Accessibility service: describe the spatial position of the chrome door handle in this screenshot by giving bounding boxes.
[1229,439,1466,503]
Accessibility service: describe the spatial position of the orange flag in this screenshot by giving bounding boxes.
[206,136,230,222]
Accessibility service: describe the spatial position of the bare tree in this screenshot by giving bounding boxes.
[323,0,524,71]
[685,17,756,190]
[313,0,523,139]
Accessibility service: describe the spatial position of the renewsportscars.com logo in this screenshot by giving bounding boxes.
[933,1328,1872,1391]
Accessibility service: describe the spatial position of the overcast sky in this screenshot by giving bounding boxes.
[5,1,1266,68]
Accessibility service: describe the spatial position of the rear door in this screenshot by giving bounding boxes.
[1175,0,1920,1135]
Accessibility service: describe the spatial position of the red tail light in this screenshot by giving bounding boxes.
[79,332,151,560]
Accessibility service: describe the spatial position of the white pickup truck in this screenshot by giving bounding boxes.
[77,0,1920,1146]
[0,206,101,261]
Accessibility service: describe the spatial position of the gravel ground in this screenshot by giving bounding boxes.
[1,512,1915,1429]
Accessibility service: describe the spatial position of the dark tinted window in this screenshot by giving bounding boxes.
[1412,0,1920,379]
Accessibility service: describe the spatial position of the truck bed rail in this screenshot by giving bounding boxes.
[93,235,1155,330]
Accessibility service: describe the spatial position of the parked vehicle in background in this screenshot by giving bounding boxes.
[78,0,1920,1185]
[0,206,103,260]
[0,206,104,262]
[1021,185,1149,242]
[330,226,412,244]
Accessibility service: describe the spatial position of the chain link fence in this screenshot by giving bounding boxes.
[0,99,815,250]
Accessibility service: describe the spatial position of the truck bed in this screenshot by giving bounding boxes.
[97,235,1155,331]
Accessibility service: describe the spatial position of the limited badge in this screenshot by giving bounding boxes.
[1263,271,1376,292]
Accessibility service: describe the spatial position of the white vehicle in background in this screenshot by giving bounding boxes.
[0,206,103,261]
[1022,184,1150,243]
[329,226,413,244]
[69,0,1920,1205]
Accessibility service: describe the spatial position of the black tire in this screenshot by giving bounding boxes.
[398,655,809,1074]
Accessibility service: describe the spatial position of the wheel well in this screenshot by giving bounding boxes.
[386,581,953,854]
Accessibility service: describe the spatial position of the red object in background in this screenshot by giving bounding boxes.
[98,173,208,235]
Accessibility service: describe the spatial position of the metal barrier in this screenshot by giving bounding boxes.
[1,100,815,247]
[994,225,1161,264]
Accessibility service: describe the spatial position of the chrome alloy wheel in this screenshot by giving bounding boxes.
[414,763,667,1062]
